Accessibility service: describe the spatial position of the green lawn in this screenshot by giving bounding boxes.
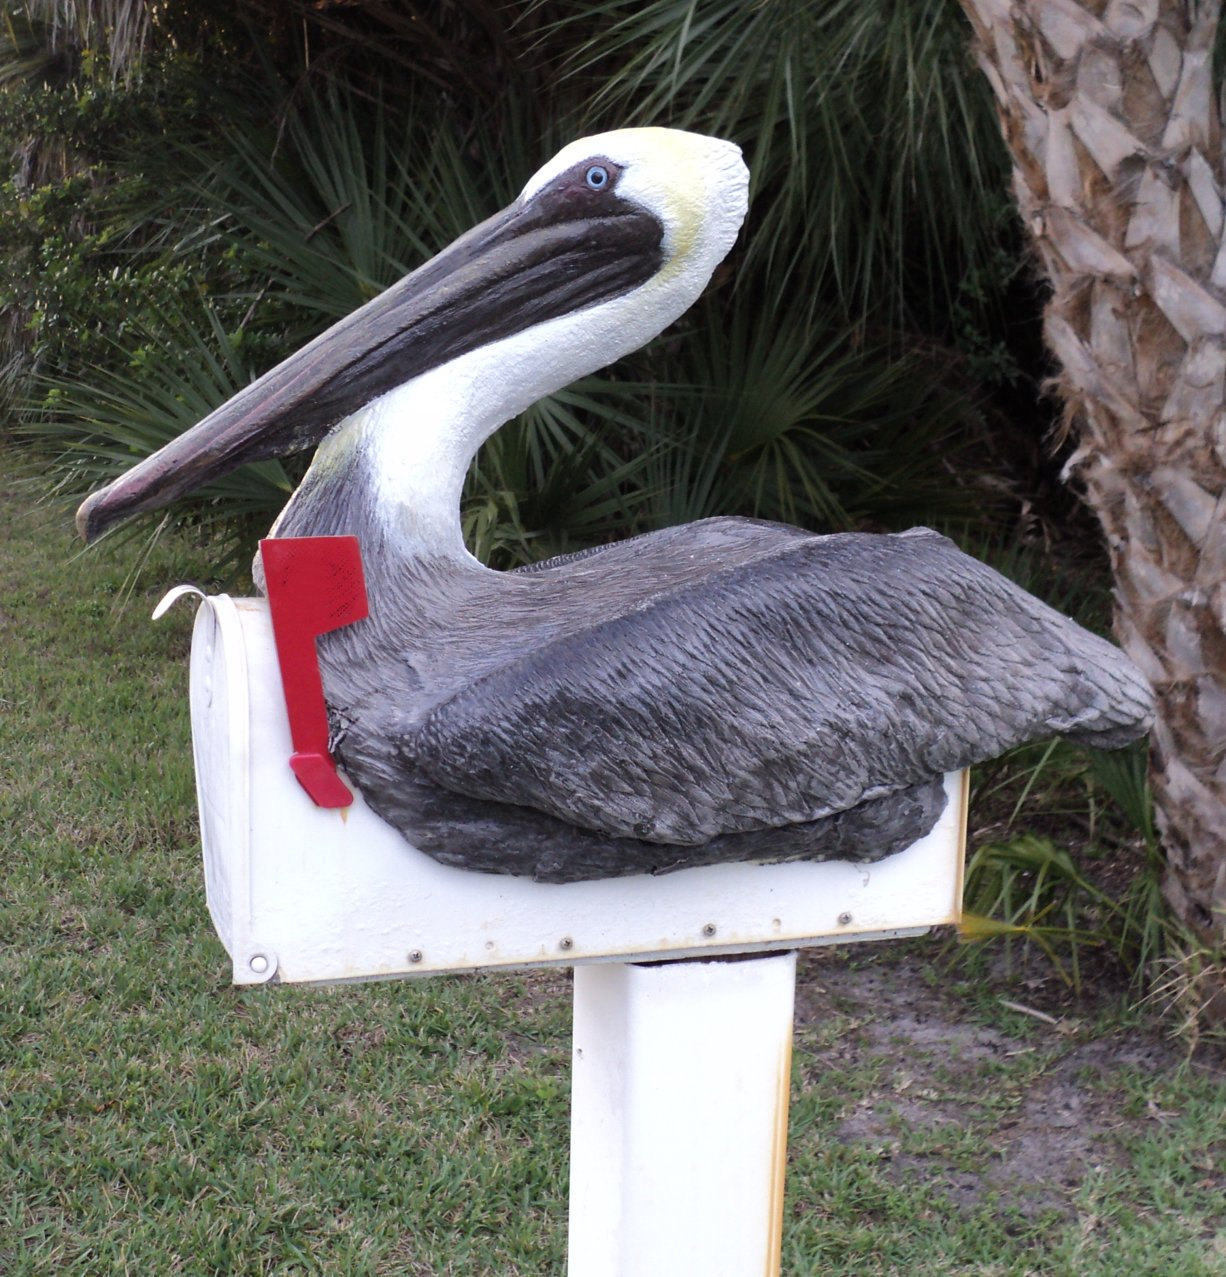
[1,477,1223,1275]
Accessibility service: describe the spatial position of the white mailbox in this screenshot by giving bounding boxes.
[174,588,971,1277]
[187,592,967,988]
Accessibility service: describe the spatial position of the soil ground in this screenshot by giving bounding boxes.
[787,940,1225,1273]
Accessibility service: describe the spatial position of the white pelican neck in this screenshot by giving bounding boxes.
[332,277,701,559]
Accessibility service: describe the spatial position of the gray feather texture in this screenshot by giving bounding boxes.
[304,476,1154,882]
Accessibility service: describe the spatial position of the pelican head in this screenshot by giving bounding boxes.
[76,127,749,544]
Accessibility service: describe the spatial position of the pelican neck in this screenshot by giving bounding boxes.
[274,245,722,562]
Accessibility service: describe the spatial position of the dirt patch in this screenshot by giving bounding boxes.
[795,947,1224,1220]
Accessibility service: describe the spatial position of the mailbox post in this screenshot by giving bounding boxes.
[569,952,797,1276]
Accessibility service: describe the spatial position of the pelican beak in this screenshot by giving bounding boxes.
[75,162,663,543]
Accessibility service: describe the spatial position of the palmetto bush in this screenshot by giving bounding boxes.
[15,0,1019,571]
[546,0,1011,321]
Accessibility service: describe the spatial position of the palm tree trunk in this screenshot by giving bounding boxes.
[959,0,1226,987]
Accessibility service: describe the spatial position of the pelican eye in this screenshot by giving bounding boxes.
[585,164,610,190]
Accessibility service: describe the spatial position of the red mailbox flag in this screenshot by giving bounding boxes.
[259,536,369,808]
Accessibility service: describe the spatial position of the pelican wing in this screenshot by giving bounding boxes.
[409,526,1153,845]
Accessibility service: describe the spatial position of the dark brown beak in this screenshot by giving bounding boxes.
[76,173,662,543]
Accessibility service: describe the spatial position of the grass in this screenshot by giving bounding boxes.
[1,471,1223,1274]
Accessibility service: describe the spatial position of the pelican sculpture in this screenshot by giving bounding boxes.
[76,128,1153,882]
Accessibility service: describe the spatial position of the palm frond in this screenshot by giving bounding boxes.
[187,87,560,334]
[540,0,1010,323]
[463,384,659,568]
[19,0,150,81]
[0,7,67,86]
[20,297,292,568]
[628,295,985,532]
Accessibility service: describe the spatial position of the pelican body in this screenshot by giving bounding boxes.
[77,129,1153,882]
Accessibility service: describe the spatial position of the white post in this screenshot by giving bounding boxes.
[568,951,797,1277]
